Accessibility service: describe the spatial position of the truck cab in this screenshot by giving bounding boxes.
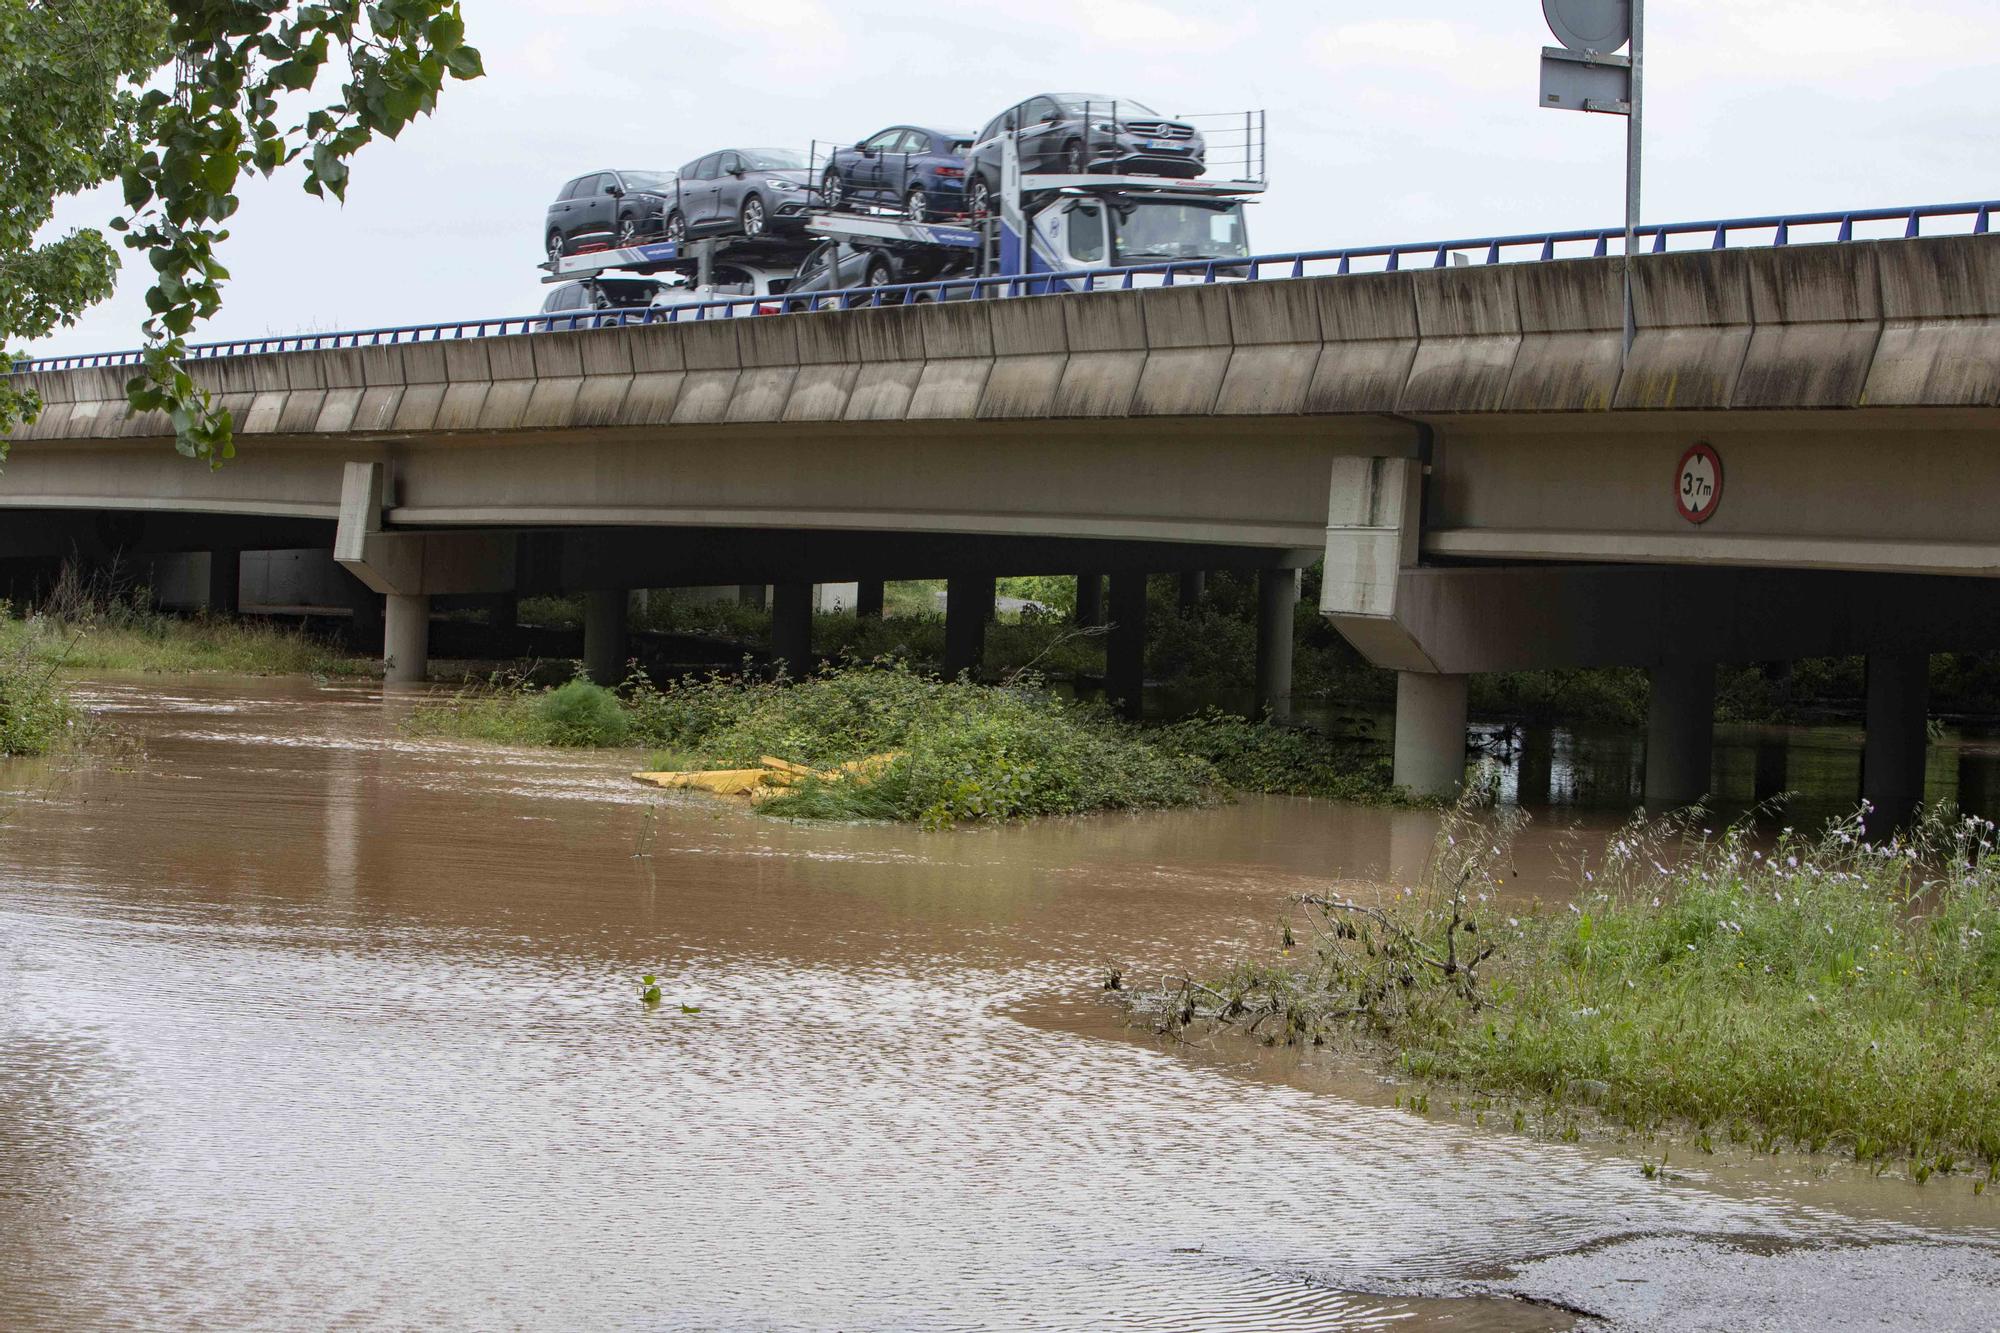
[1036,192,1251,274]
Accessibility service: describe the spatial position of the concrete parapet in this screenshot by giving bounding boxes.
[725,366,799,422]
[1222,279,1320,344]
[1865,236,2000,407]
[1215,343,1318,414]
[977,353,1064,418]
[1063,289,1147,351]
[844,362,922,420]
[1132,347,1228,415]
[1736,245,1883,408]
[1139,284,1233,347]
[1310,272,1421,412]
[987,297,1067,357]
[784,364,859,420]
[1053,351,1144,416]
[1505,260,1624,411]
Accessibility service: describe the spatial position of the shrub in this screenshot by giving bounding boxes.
[536,679,631,747]
[0,634,76,757]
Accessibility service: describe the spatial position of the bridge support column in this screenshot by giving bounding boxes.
[384,594,430,684]
[1255,568,1296,722]
[583,589,628,686]
[944,576,995,679]
[1074,573,1103,627]
[1178,571,1206,614]
[771,582,813,676]
[1644,662,1716,810]
[486,592,519,634]
[855,580,885,619]
[206,550,241,616]
[1862,652,1930,836]
[1393,672,1468,798]
[1107,572,1148,720]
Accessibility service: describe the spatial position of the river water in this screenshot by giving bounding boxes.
[2,677,1995,1331]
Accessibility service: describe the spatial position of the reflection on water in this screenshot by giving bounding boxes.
[0,678,1994,1331]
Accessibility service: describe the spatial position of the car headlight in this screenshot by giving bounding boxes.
[1092,121,1118,132]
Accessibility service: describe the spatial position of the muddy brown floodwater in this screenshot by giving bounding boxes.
[2,677,1996,1331]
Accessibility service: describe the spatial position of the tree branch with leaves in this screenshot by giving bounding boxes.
[0,0,482,465]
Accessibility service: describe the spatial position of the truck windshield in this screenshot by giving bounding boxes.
[1110,201,1249,264]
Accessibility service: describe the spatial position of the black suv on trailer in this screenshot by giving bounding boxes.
[545,170,680,262]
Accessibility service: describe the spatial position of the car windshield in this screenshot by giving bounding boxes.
[1111,200,1249,263]
[1055,94,1158,115]
[619,171,676,191]
[741,148,808,170]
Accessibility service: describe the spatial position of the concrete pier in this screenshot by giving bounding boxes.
[384,593,430,684]
[1862,652,1930,833]
[1178,571,1206,614]
[771,582,813,675]
[1392,672,1468,798]
[1254,568,1296,720]
[207,550,240,615]
[1107,572,1148,719]
[1643,662,1717,809]
[583,589,628,686]
[944,576,995,678]
[1074,573,1103,628]
[855,580,885,618]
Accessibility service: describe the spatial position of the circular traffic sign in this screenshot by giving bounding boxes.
[1543,0,1631,54]
[1675,443,1723,524]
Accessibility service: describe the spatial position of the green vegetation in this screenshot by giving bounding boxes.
[0,633,78,757]
[0,576,370,677]
[1151,709,1399,804]
[1156,804,2000,1185]
[410,661,1409,826]
[1,0,482,462]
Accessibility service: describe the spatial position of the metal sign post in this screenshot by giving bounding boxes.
[1538,0,1644,355]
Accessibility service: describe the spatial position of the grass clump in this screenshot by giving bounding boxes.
[1155,802,2000,1184]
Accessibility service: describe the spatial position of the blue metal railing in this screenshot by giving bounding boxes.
[12,199,1993,374]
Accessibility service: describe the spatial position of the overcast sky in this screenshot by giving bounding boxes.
[26,0,2000,356]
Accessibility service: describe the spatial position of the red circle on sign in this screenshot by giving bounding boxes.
[1675,442,1723,524]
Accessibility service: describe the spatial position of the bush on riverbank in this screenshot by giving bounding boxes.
[627,663,1212,826]
[409,662,1408,825]
[1155,804,2000,1185]
[0,631,78,757]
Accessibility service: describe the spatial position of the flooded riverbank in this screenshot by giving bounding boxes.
[2,677,1994,1330]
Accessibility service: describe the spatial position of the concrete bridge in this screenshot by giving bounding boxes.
[6,228,1998,821]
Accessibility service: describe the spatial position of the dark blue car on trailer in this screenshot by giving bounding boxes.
[819,126,975,221]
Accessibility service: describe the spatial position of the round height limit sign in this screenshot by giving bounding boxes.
[1676,443,1722,523]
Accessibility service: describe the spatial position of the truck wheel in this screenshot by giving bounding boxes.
[664,211,686,243]
[822,169,846,211]
[546,229,565,265]
[1062,139,1085,174]
[616,216,638,245]
[966,174,992,218]
[903,186,928,222]
[740,195,766,237]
